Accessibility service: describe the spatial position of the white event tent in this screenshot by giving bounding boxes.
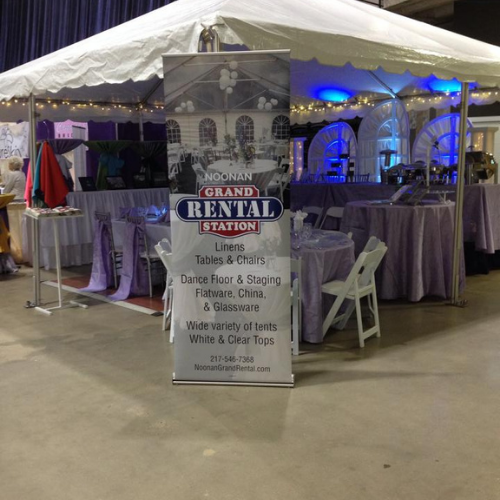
[1,0,500,122]
[2,0,500,304]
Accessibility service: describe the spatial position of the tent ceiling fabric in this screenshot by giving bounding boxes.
[1,0,500,120]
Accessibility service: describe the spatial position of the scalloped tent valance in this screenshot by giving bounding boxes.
[1,0,500,122]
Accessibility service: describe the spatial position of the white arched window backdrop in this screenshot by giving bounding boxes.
[308,122,357,177]
[199,118,217,147]
[272,115,290,141]
[166,119,181,144]
[235,115,254,142]
[412,113,472,166]
[357,99,410,180]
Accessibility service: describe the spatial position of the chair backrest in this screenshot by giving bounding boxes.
[95,211,112,225]
[338,244,387,297]
[356,244,387,288]
[158,238,172,253]
[126,215,148,253]
[302,206,324,229]
[362,236,381,253]
[320,206,344,229]
[155,244,173,275]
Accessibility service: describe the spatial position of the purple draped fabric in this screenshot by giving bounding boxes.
[108,220,149,300]
[47,139,85,154]
[36,120,55,141]
[80,220,114,292]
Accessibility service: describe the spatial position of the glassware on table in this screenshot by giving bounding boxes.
[302,223,313,240]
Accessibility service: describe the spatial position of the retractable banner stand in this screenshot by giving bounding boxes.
[163,50,293,387]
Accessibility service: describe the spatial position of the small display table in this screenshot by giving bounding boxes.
[25,208,89,315]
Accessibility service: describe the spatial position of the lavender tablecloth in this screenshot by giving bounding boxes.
[292,230,355,343]
[462,184,500,254]
[341,201,464,302]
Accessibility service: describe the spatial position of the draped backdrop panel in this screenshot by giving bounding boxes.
[0,0,176,72]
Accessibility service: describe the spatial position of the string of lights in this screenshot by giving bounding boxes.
[0,88,499,117]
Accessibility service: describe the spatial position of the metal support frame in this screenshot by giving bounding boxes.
[450,82,470,307]
[27,94,41,307]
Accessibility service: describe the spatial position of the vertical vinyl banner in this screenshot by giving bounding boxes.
[163,51,293,387]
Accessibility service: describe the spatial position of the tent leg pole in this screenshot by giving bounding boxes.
[27,93,42,308]
[138,110,144,141]
[449,82,469,307]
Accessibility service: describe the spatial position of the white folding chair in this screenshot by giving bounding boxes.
[320,206,344,230]
[302,206,324,229]
[291,257,302,356]
[155,241,174,339]
[321,243,387,347]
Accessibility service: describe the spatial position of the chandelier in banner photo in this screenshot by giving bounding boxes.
[219,60,239,95]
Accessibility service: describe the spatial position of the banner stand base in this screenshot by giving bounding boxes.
[173,373,294,388]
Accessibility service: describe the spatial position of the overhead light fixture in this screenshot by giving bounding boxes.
[316,88,352,103]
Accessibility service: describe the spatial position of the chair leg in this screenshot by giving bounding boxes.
[162,284,168,331]
[355,294,365,348]
[111,252,118,289]
[371,287,381,338]
[322,296,345,337]
[146,258,153,298]
[169,295,175,343]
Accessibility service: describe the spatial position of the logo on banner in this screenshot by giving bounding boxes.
[176,185,284,238]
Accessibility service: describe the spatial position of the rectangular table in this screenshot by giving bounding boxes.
[22,187,170,269]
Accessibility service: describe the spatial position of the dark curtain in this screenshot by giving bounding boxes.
[0,0,176,73]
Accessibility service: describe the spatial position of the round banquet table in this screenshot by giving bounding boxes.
[292,230,355,344]
[340,200,465,302]
[207,160,277,191]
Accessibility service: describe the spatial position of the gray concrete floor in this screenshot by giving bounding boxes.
[1,266,500,500]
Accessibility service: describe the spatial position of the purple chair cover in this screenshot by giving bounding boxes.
[80,220,114,292]
[108,220,149,301]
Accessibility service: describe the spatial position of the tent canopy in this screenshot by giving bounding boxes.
[1,0,500,122]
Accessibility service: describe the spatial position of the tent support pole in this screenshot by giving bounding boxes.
[450,81,469,307]
[138,110,144,141]
[27,93,41,307]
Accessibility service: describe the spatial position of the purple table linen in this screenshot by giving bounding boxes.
[462,184,500,254]
[341,201,464,302]
[293,231,355,343]
[80,220,114,292]
[109,221,149,301]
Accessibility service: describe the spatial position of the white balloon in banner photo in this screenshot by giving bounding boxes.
[258,96,266,104]
[186,101,193,107]
[270,98,278,106]
[229,61,238,70]
[226,87,233,94]
[257,103,264,110]
[187,106,195,112]
[229,79,236,87]
[220,82,227,90]
[230,71,238,79]
[220,68,230,76]
[220,75,230,85]
[181,102,187,108]
[175,107,182,113]
[265,102,273,111]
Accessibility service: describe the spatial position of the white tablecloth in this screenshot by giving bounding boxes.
[23,188,170,269]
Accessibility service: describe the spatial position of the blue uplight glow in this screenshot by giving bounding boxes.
[428,77,475,93]
[316,88,352,102]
